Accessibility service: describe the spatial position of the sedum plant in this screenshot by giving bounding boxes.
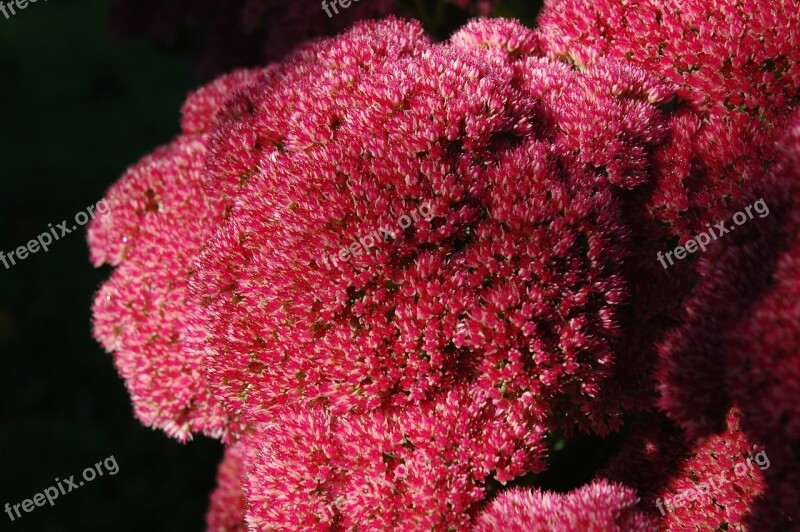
[91,1,800,529]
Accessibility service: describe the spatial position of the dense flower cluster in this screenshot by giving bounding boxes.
[193,22,673,444]
[90,1,800,529]
[537,8,800,527]
[243,388,546,529]
[728,114,800,529]
[206,438,249,531]
[88,69,262,441]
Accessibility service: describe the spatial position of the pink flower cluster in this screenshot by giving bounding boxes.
[90,1,800,529]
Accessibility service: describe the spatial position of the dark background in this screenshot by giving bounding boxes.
[0,1,222,530]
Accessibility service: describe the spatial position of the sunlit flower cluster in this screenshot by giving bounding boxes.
[90,2,800,529]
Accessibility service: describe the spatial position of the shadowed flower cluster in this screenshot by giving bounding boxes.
[600,410,768,530]
[653,111,800,530]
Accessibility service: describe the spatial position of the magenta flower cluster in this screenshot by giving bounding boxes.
[90,0,800,529]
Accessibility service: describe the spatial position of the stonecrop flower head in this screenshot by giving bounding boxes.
[88,2,800,529]
[538,0,800,450]
[474,479,657,531]
[206,438,249,531]
[243,386,550,529]
[726,111,800,529]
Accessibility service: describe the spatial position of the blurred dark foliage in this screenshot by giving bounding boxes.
[108,0,395,78]
[108,0,544,78]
